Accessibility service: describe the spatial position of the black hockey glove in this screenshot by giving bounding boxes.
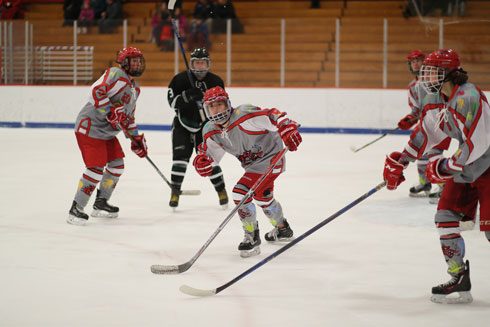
[182,88,204,104]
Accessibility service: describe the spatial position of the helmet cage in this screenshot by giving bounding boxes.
[190,57,210,79]
[204,97,232,124]
[419,65,447,94]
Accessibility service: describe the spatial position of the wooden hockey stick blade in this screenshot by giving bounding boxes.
[151,262,192,274]
[180,190,201,196]
[179,285,216,297]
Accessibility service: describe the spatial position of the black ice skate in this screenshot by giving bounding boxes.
[91,195,119,218]
[428,184,443,204]
[238,228,261,258]
[218,188,229,209]
[67,200,89,226]
[431,260,473,304]
[409,182,431,198]
[169,190,180,210]
[265,220,294,242]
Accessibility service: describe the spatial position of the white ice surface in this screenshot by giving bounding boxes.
[1,129,489,327]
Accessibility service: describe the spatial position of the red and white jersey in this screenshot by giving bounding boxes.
[403,83,490,183]
[407,78,425,118]
[201,104,298,174]
[75,67,141,140]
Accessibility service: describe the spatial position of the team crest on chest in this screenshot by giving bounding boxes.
[238,145,264,165]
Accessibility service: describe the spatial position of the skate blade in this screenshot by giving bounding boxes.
[266,236,295,243]
[429,197,440,204]
[240,247,261,258]
[220,203,229,210]
[430,291,473,304]
[91,210,118,218]
[67,215,87,226]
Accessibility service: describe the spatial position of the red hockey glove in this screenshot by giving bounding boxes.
[397,114,417,130]
[426,157,453,184]
[278,124,302,151]
[131,134,148,158]
[383,152,409,190]
[107,105,128,130]
[193,154,213,177]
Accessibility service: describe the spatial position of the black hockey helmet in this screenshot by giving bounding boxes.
[190,47,210,79]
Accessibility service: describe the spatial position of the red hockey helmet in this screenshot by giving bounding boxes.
[407,50,426,61]
[407,50,425,75]
[419,49,462,94]
[116,46,146,77]
[203,86,232,124]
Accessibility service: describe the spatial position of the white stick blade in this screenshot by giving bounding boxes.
[168,0,177,10]
[151,264,180,274]
[180,190,201,196]
[179,285,216,297]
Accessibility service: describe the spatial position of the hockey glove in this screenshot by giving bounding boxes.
[397,114,417,130]
[131,134,148,158]
[193,154,213,177]
[383,152,409,190]
[278,123,302,151]
[426,157,453,184]
[182,88,204,104]
[107,105,128,130]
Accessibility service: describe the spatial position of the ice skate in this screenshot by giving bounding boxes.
[431,260,473,304]
[169,191,180,211]
[238,229,261,258]
[91,196,119,218]
[409,182,431,198]
[265,220,294,242]
[67,200,89,226]
[218,188,229,209]
[428,184,443,204]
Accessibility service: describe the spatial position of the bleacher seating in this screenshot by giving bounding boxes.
[17,0,490,89]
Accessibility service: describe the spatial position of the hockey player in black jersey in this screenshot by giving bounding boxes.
[167,48,228,209]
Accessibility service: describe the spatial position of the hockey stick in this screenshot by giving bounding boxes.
[151,147,289,275]
[351,116,419,153]
[119,123,200,196]
[350,126,401,153]
[168,0,206,122]
[179,181,387,296]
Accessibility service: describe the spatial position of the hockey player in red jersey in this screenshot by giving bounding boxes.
[68,46,148,226]
[193,87,302,258]
[383,49,490,304]
[398,50,450,201]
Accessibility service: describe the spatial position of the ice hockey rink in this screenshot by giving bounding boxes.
[1,128,489,327]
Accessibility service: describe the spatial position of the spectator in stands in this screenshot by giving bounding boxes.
[92,0,106,20]
[310,0,320,9]
[98,0,123,34]
[0,0,24,19]
[78,0,95,34]
[194,0,214,20]
[156,10,174,52]
[212,0,243,34]
[187,14,210,50]
[174,7,187,39]
[63,0,82,26]
[150,2,168,43]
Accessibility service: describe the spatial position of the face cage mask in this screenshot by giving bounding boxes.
[123,57,146,77]
[204,99,232,124]
[190,58,210,79]
[419,65,446,94]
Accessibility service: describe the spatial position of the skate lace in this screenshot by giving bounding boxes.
[268,228,279,240]
[439,275,460,288]
[242,233,254,244]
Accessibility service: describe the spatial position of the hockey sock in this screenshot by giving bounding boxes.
[74,167,104,208]
[98,158,124,200]
[436,209,466,276]
[209,165,225,192]
[238,202,258,233]
[171,160,188,190]
[260,199,285,227]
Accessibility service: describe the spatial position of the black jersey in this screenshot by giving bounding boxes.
[167,71,225,132]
